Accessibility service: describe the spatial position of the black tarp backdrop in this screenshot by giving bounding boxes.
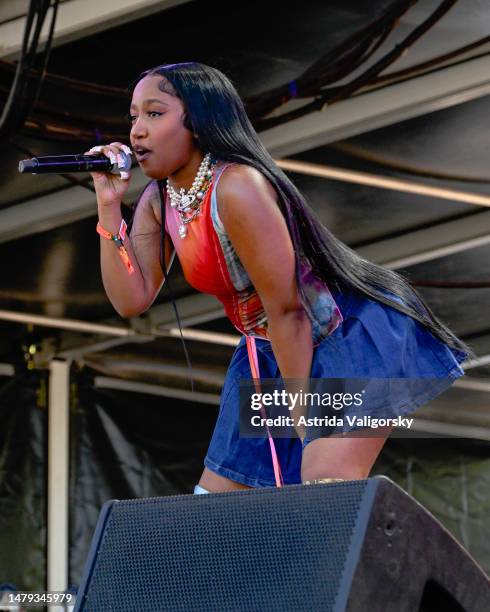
[69,368,217,585]
[0,373,47,591]
[372,437,490,575]
[0,367,489,590]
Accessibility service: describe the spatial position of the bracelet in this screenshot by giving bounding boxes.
[96,219,135,275]
[304,479,345,485]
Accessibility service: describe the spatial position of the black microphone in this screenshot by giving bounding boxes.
[18,152,132,175]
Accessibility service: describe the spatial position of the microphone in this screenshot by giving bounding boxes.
[18,152,132,175]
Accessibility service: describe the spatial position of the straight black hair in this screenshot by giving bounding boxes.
[132,61,473,360]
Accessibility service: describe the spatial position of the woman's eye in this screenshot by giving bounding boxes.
[126,111,163,123]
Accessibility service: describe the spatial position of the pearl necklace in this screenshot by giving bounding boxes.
[166,153,217,238]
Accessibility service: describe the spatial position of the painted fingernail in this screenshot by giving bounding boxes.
[120,171,130,180]
[117,153,126,168]
[108,151,116,164]
[121,145,132,155]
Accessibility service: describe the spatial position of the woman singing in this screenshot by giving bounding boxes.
[88,62,471,494]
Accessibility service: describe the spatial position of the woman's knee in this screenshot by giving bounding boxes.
[197,467,252,493]
[300,430,392,482]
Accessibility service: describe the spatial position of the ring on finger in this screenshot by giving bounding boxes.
[88,145,104,154]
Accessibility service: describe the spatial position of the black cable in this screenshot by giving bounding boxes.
[328,49,490,102]
[10,42,488,142]
[324,0,465,106]
[0,2,35,136]
[6,26,482,104]
[373,34,490,85]
[31,0,60,111]
[0,0,56,139]
[246,0,417,119]
[0,57,127,96]
[156,180,195,392]
[254,0,461,131]
[25,1,50,63]
[328,142,490,185]
[3,4,489,141]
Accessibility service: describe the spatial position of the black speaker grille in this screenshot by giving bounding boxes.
[81,481,368,611]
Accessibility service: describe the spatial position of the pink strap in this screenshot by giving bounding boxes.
[245,336,284,488]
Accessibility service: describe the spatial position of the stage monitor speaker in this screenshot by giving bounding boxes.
[74,476,489,611]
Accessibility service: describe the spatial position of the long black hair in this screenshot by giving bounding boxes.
[133,61,473,359]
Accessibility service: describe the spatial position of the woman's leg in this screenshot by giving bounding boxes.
[301,426,393,482]
[196,466,252,493]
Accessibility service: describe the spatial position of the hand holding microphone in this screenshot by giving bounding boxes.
[84,143,133,208]
[84,143,133,180]
[18,145,132,176]
[18,142,134,208]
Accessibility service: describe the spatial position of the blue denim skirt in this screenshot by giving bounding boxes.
[204,288,468,488]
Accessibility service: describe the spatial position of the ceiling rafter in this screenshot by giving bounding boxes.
[0,0,192,59]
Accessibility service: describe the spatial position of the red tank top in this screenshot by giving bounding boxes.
[165,162,343,343]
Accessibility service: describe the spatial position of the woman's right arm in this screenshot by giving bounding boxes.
[90,143,172,318]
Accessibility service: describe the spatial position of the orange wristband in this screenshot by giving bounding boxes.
[96,219,135,275]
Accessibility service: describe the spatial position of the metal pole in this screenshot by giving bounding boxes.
[275,157,490,208]
[47,359,70,603]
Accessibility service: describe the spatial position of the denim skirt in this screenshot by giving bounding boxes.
[204,287,468,487]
